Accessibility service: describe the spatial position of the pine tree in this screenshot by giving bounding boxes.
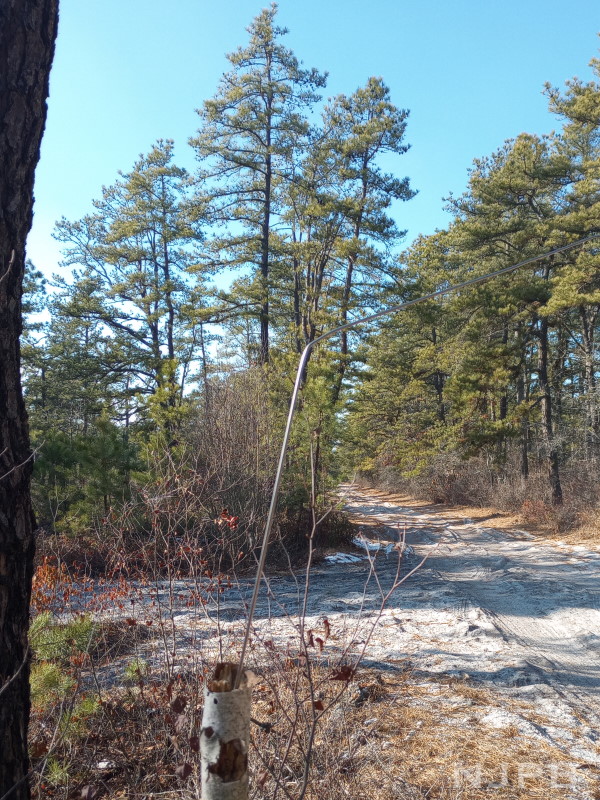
[268,78,414,388]
[444,134,568,503]
[339,233,458,477]
[54,140,204,433]
[324,78,414,401]
[345,134,576,504]
[190,3,325,365]
[544,61,600,459]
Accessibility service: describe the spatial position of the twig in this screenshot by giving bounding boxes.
[0,647,29,699]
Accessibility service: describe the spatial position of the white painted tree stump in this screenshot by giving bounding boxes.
[201,663,251,800]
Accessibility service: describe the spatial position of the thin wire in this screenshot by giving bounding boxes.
[233,234,598,687]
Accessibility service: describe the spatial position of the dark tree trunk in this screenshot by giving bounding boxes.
[259,149,272,366]
[431,328,446,423]
[537,316,563,506]
[579,305,599,460]
[515,326,530,483]
[199,323,211,410]
[331,254,355,405]
[496,323,509,463]
[331,214,364,405]
[292,253,302,355]
[516,369,529,482]
[0,3,59,798]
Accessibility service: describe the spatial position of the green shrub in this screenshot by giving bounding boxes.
[30,611,95,662]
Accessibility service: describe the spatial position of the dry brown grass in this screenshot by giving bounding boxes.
[32,658,599,800]
[310,669,599,800]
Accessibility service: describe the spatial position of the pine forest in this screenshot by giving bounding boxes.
[24,7,600,539]
[6,5,600,799]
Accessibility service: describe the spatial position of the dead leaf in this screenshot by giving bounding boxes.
[258,770,269,788]
[171,695,187,714]
[175,763,193,780]
[330,665,354,682]
[30,739,48,759]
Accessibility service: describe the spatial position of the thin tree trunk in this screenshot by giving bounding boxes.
[332,255,355,403]
[579,305,598,460]
[293,252,302,355]
[496,322,509,463]
[516,369,529,482]
[331,163,367,405]
[537,315,563,506]
[259,72,273,367]
[430,328,446,423]
[0,3,59,798]
[199,323,211,410]
[515,325,530,483]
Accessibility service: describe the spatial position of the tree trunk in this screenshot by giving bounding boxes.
[201,664,251,800]
[331,160,368,406]
[199,323,211,410]
[431,328,446,423]
[331,254,355,404]
[258,157,271,366]
[516,369,529,482]
[579,305,598,461]
[259,78,273,367]
[537,316,563,506]
[0,3,59,798]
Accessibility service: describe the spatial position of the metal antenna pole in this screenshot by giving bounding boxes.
[233,235,598,687]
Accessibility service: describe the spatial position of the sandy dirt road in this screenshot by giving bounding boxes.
[336,485,600,762]
[138,484,599,751]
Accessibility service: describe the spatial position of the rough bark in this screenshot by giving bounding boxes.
[431,327,446,424]
[0,2,59,798]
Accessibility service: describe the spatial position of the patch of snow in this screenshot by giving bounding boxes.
[352,536,414,557]
[480,709,513,728]
[324,553,363,564]
[353,536,383,551]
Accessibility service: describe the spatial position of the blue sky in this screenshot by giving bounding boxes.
[28,0,600,277]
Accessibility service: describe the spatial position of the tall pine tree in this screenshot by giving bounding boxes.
[190,3,325,365]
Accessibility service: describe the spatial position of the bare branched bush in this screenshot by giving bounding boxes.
[28,459,421,800]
